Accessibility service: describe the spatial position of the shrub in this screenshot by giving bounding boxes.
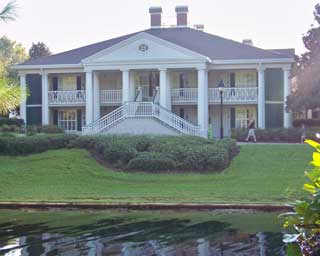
[0,134,77,155]
[293,119,320,127]
[0,124,21,133]
[0,117,24,126]
[37,125,64,134]
[103,141,137,165]
[127,152,176,171]
[182,146,229,170]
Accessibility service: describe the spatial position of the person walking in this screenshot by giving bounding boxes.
[245,118,257,142]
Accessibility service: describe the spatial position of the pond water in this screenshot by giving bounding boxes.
[0,209,286,255]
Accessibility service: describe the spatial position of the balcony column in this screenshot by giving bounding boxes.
[41,73,49,125]
[197,68,208,138]
[129,71,135,101]
[93,72,100,120]
[166,70,172,111]
[19,74,27,124]
[283,67,292,128]
[122,69,130,103]
[85,71,93,125]
[159,68,168,108]
[257,66,265,129]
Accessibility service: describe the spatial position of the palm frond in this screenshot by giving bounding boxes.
[0,77,24,115]
[0,0,18,22]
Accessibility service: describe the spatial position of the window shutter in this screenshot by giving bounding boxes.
[77,109,82,131]
[230,107,235,128]
[76,76,82,90]
[53,109,58,125]
[230,72,235,88]
[52,77,58,91]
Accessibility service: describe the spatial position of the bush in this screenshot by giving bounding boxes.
[103,141,137,165]
[0,117,24,127]
[26,125,64,134]
[127,152,176,171]
[293,119,320,127]
[0,134,77,155]
[0,124,21,133]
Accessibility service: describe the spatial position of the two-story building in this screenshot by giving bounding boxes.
[13,6,295,138]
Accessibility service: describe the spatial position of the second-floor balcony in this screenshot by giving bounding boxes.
[48,90,123,105]
[171,87,258,104]
[48,87,258,106]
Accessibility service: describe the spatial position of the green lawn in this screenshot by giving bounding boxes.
[0,144,313,204]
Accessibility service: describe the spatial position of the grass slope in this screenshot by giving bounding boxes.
[0,144,312,204]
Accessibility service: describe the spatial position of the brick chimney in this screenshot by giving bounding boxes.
[175,5,188,27]
[149,7,162,28]
[242,39,253,46]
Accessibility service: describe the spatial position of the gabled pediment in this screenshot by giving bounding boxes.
[82,32,207,64]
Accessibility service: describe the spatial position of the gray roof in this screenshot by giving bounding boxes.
[19,28,294,66]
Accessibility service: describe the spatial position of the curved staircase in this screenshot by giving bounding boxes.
[82,102,201,136]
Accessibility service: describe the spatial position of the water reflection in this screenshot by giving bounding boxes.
[0,209,285,255]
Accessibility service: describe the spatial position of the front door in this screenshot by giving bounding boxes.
[137,71,159,101]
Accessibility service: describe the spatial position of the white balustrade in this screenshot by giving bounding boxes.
[208,87,258,103]
[100,90,122,104]
[171,87,258,103]
[48,90,86,105]
[82,102,201,136]
[171,88,198,102]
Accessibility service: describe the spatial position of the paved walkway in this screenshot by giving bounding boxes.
[237,142,304,145]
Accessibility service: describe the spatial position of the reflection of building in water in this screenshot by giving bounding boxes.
[1,230,284,256]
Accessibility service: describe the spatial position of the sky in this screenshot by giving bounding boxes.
[1,0,319,56]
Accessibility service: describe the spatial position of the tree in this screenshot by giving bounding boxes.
[29,42,51,60]
[0,0,17,22]
[287,3,320,116]
[0,36,28,77]
[0,77,24,115]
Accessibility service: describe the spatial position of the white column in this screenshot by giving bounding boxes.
[19,74,27,124]
[283,67,292,128]
[85,71,93,125]
[129,71,135,101]
[159,68,167,108]
[197,68,208,138]
[41,73,49,125]
[93,72,100,120]
[122,69,130,103]
[257,66,265,129]
[166,70,172,111]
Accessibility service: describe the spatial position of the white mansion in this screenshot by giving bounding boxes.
[13,6,295,138]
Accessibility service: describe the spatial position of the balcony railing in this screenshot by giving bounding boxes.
[171,88,198,103]
[100,89,122,104]
[208,87,258,103]
[48,90,86,105]
[171,87,258,104]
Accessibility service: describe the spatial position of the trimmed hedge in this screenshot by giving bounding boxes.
[0,134,77,155]
[293,119,320,128]
[127,152,176,171]
[0,134,238,172]
[0,117,24,126]
[71,135,237,172]
[231,128,319,143]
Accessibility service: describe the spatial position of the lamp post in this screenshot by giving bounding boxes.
[217,80,225,139]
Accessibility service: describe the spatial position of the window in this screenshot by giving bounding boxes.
[58,110,77,131]
[235,107,257,128]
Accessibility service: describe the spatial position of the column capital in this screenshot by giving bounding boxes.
[158,68,167,71]
[257,65,266,71]
[282,67,292,71]
[120,68,130,72]
[196,67,208,71]
[86,70,93,74]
